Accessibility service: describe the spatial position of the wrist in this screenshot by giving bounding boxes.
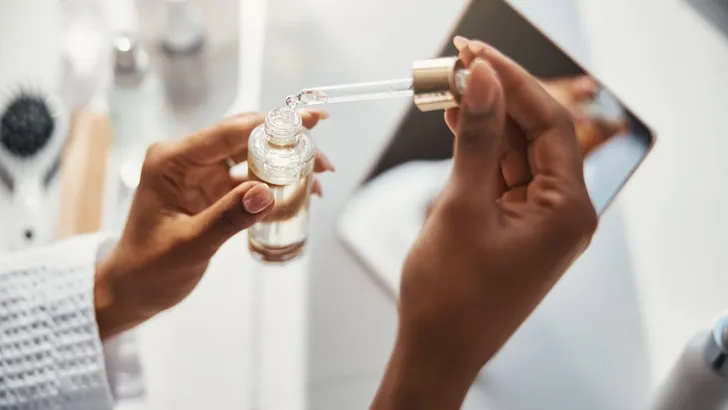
[371,326,480,410]
[94,252,146,340]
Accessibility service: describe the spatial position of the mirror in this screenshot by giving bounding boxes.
[338,0,655,292]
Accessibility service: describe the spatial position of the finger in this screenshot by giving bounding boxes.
[178,113,265,164]
[228,111,332,169]
[230,149,333,182]
[314,150,336,172]
[230,108,329,130]
[470,41,582,179]
[459,44,477,66]
[500,118,532,188]
[298,109,329,129]
[453,35,469,51]
[230,147,248,164]
[501,186,528,203]
[450,110,531,189]
[200,175,237,208]
[231,172,249,184]
[468,41,565,137]
[179,162,231,187]
[312,178,323,197]
[568,76,599,101]
[190,181,274,251]
[445,108,459,134]
[226,111,263,121]
[180,188,209,215]
[451,58,506,200]
[232,169,322,201]
[449,108,531,190]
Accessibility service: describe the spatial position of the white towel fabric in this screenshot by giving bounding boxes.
[0,233,114,409]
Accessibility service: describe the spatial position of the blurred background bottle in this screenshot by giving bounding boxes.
[109,31,170,211]
[651,312,728,410]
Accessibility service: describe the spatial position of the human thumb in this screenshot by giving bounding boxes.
[452,58,506,199]
[191,181,274,252]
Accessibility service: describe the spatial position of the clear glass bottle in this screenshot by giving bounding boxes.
[247,108,316,263]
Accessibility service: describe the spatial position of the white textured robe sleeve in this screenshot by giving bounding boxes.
[0,234,115,409]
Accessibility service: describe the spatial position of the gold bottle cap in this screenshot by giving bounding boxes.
[412,57,466,112]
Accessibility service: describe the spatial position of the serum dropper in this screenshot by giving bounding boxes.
[286,57,470,111]
[252,57,469,262]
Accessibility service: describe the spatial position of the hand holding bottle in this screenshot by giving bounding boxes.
[94,110,333,340]
[372,39,597,409]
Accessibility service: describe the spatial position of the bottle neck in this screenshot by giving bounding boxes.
[265,127,299,147]
[266,136,298,148]
[264,107,302,147]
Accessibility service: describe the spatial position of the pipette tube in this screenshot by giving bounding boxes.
[288,57,469,112]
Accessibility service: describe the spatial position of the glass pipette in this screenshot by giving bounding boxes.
[286,78,416,108]
[286,57,471,112]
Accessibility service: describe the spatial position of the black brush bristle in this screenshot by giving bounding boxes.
[0,93,55,158]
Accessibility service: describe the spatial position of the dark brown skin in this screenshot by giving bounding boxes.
[371,38,598,409]
[94,36,596,409]
[94,110,334,339]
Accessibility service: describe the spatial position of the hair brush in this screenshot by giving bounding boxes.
[0,87,69,250]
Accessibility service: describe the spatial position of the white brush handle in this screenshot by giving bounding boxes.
[10,177,47,250]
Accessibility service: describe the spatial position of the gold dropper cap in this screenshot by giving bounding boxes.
[412,57,466,112]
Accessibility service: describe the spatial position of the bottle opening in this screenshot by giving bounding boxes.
[265,107,302,145]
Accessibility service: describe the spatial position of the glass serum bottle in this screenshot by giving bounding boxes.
[247,107,316,263]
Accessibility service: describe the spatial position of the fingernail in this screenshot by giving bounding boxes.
[296,108,329,120]
[578,77,600,96]
[468,40,486,55]
[243,184,274,214]
[318,152,336,172]
[299,108,330,120]
[463,59,498,114]
[577,76,597,87]
[453,35,469,50]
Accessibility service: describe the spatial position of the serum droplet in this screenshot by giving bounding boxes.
[285,95,298,110]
